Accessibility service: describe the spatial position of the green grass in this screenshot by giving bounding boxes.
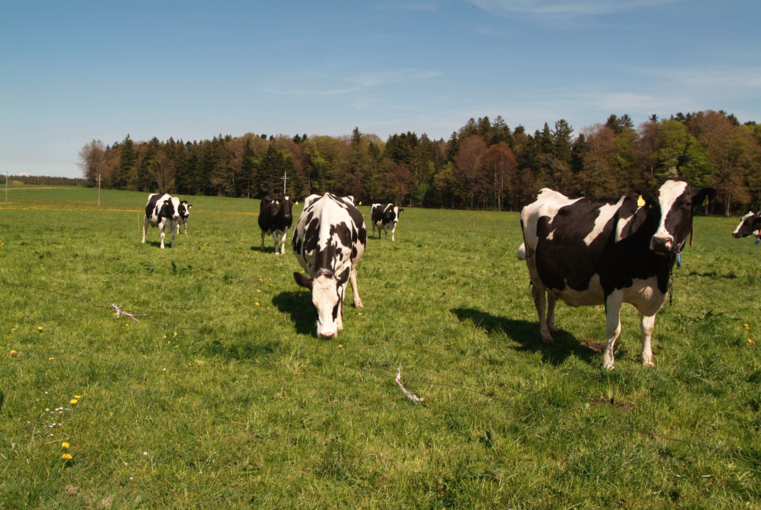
[1,188,760,509]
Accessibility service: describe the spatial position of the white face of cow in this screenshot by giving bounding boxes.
[650,180,691,255]
[733,212,760,238]
[312,274,342,339]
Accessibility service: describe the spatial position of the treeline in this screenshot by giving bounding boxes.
[7,175,88,186]
[78,110,761,215]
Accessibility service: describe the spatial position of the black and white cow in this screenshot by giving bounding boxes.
[292,193,367,339]
[519,179,716,370]
[371,203,403,241]
[142,193,181,249]
[732,211,761,239]
[175,200,192,235]
[258,194,294,255]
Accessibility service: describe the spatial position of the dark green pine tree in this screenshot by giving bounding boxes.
[198,141,216,196]
[551,120,574,166]
[117,135,136,190]
[536,123,553,155]
[257,145,291,197]
[239,137,256,198]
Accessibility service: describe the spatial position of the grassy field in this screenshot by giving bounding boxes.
[1,186,759,509]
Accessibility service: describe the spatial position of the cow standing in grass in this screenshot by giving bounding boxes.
[732,212,761,239]
[175,201,192,235]
[142,193,181,249]
[519,179,715,369]
[371,203,403,241]
[258,194,293,255]
[292,193,366,339]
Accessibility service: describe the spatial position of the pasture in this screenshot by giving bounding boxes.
[1,186,759,508]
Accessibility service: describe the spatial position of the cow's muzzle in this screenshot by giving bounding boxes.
[650,235,673,255]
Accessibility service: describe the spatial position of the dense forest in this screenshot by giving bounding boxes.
[77,110,761,216]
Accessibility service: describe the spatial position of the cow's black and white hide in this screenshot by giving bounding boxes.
[292,193,367,339]
[370,203,403,241]
[175,200,192,235]
[142,193,181,249]
[519,179,716,370]
[732,211,761,239]
[258,194,294,255]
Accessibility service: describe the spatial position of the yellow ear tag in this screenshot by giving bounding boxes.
[702,195,709,206]
[637,195,645,207]
[275,201,279,205]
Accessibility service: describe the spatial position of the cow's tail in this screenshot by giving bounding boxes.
[517,243,526,260]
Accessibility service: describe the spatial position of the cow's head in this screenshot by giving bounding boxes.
[161,197,181,220]
[733,212,761,239]
[178,201,192,219]
[649,179,716,255]
[278,195,293,221]
[293,266,350,339]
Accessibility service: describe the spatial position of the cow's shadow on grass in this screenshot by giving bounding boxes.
[272,291,317,337]
[451,308,603,366]
[143,240,178,249]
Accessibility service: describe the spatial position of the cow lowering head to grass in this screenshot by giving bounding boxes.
[292,193,366,339]
[519,178,716,370]
[175,200,192,235]
[259,194,294,255]
[371,203,403,241]
[732,211,761,239]
[142,193,181,249]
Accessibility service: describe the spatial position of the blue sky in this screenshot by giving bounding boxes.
[1,0,759,178]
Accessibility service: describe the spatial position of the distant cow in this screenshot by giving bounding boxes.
[258,194,293,255]
[732,211,761,239]
[142,193,181,249]
[371,203,403,241]
[292,193,367,339]
[175,200,192,235]
[519,179,716,369]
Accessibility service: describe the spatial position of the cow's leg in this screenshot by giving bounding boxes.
[525,255,552,343]
[260,230,266,251]
[384,225,388,240]
[602,291,624,370]
[349,266,363,308]
[272,231,281,255]
[640,314,656,367]
[280,228,288,255]
[391,223,397,242]
[169,221,176,248]
[159,223,166,249]
[142,216,149,244]
[336,284,345,331]
[184,222,188,235]
[176,222,181,236]
[547,292,558,336]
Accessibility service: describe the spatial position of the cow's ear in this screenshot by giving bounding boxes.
[188,205,192,209]
[693,187,717,207]
[336,267,350,286]
[294,272,313,290]
[164,200,169,205]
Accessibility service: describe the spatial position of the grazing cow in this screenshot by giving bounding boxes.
[519,179,716,369]
[292,193,367,339]
[258,194,294,255]
[175,201,192,235]
[142,193,181,249]
[732,211,761,239]
[371,203,403,241]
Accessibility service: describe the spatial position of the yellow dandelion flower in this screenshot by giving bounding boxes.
[338,344,343,348]
[173,332,177,336]
[255,302,260,306]
[257,289,261,292]
[62,453,72,460]
[48,357,54,360]
[298,294,302,297]
[358,313,363,316]
[61,442,70,449]
[163,335,167,339]
[749,339,756,345]
[38,326,43,331]
[9,350,16,355]
[70,399,78,404]
[11,328,15,332]
[744,324,750,330]
[74,395,81,399]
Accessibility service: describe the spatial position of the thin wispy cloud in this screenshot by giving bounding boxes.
[471,0,689,16]
[262,69,442,97]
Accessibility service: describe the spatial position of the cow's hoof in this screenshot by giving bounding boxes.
[548,326,558,336]
[354,301,364,309]
[603,361,615,370]
[542,337,554,344]
[642,360,655,368]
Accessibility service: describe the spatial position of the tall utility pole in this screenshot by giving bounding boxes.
[97,174,101,207]
[281,170,289,195]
